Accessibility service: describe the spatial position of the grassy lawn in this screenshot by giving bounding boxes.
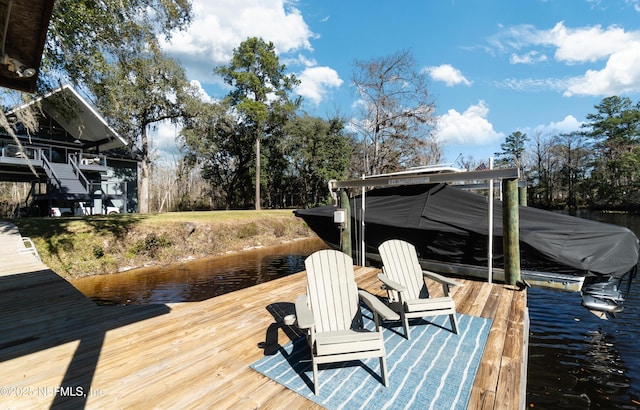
[12,209,296,234]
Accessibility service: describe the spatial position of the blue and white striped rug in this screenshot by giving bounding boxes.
[251,312,492,409]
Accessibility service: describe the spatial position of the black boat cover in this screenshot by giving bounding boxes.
[295,183,640,278]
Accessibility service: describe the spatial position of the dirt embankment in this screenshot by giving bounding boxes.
[13,211,316,279]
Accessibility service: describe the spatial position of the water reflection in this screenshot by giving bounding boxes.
[71,237,328,305]
[527,285,639,408]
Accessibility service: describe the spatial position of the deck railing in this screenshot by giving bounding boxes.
[69,152,107,167]
[1,144,41,161]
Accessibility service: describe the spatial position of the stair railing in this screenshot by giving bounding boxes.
[68,153,90,192]
[41,154,63,192]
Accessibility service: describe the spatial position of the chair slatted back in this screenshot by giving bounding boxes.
[379,239,427,300]
[305,250,359,333]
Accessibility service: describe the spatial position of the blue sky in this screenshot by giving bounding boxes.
[157,0,640,166]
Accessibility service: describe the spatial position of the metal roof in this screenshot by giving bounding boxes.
[11,83,128,151]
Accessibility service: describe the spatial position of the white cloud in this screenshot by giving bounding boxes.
[564,46,640,96]
[510,51,547,64]
[548,115,583,132]
[494,77,569,92]
[547,22,633,64]
[148,81,214,163]
[435,101,503,145]
[426,64,472,86]
[492,21,637,64]
[627,0,640,12]
[487,23,540,54]
[491,21,640,96]
[532,115,583,135]
[295,54,318,68]
[160,1,348,106]
[296,66,343,105]
[161,0,318,83]
[149,121,182,163]
[189,80,215,103]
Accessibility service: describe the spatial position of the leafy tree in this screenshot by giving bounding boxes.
[45,0,192,90]
[214,37,300,210]
[284,115,353,206]
[583,96,640,205]
[39,0,196,213]
[182,111,353,209]
[97,49,203,213]
[351,50,438,175]
[495,131,529,171]
[585,96,640,146]
[507,96,640,210]
[180,101,255,209]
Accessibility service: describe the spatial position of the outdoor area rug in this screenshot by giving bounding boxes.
[250,310,492,409]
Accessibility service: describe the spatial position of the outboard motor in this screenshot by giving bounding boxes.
[581,266,637,314]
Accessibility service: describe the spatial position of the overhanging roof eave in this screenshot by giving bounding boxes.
[7,84,128,150]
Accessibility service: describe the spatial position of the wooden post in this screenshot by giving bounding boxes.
[502,178,521,285]
[518,185,527,206]
[339,190,352,258]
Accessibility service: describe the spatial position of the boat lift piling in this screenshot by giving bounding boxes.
[337,190,352,257]
[519,185,528,206]
[503,178,521,286]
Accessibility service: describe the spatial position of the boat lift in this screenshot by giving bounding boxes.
[329,165,525,286]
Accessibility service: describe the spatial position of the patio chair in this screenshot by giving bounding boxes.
[378,239,462,339]
[295,249,399,395]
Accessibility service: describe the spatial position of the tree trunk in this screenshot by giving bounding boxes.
[139,125,150,214]
[139,160,150,213]
[255,135,261,210]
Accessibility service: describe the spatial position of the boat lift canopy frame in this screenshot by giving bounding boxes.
[330,167,519,191]
[329,166,521,283]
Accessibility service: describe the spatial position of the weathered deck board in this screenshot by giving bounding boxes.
[0,221,528,409]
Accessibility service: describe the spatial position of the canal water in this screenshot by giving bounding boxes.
[71,237,329,305]
[71,213,640,409]
[526,211,640,409]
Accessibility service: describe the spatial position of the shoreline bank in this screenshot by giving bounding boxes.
[111,235,324,276]
[8,210,316,279]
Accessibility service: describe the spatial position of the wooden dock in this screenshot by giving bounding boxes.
[0,221,528,409]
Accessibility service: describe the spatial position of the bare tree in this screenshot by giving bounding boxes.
[555,131,592,209]
[351,50,438,175]
[455,154,483,171]
[149,157,211,212]
[529,132,560,208]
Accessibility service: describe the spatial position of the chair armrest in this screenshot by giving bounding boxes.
[422,270,464,287]
[358,290,400,321]
[422,270,463,297]
[377,273,407,293]
[294,294,314,330]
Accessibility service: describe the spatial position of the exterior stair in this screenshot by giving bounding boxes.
[46,162,88,195]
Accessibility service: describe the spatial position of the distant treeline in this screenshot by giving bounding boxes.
[492,95,640,211]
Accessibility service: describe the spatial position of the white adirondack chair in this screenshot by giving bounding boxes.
[378,239,462,339]
[295,249,399,395]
